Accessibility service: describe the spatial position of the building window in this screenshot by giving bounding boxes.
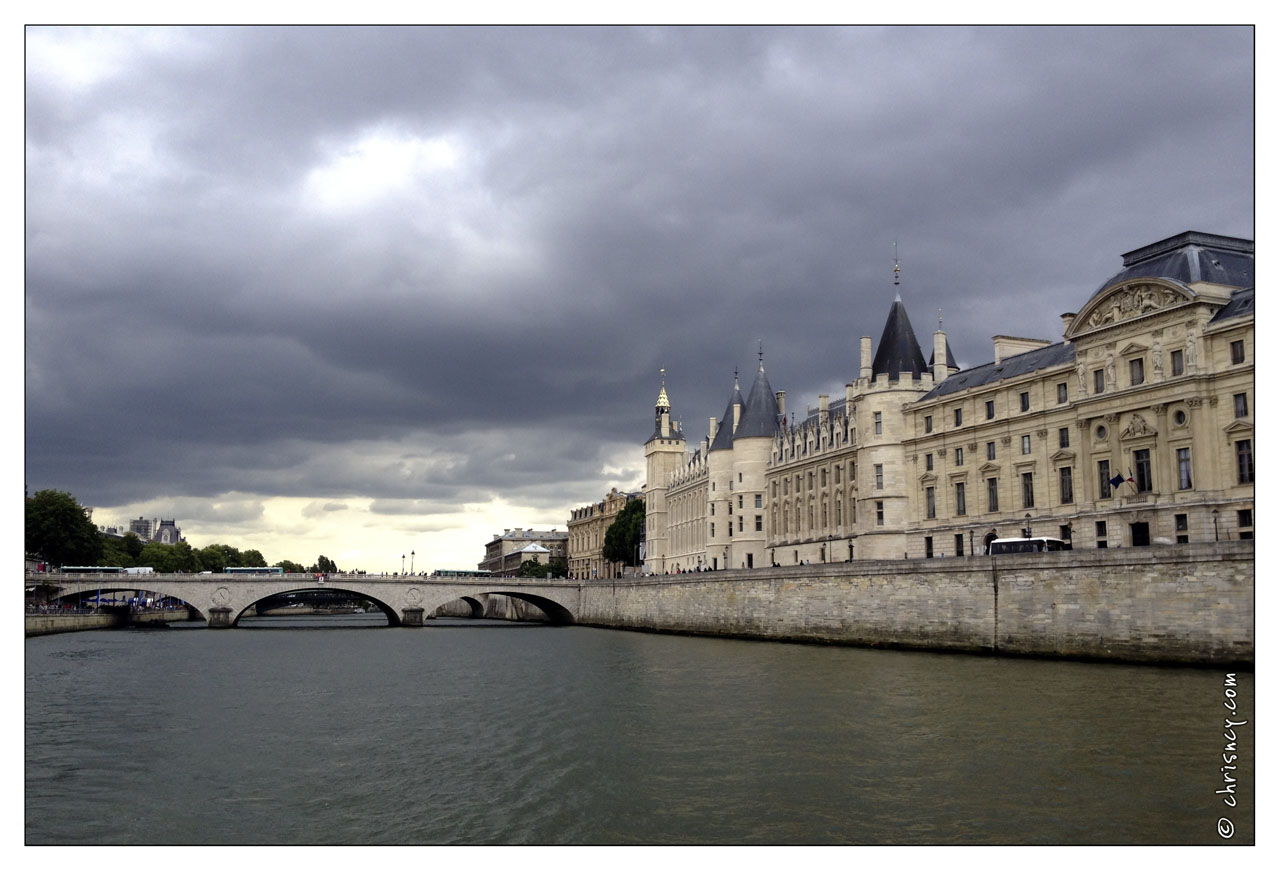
[926,487,936,519]
[875,464,883,489]
[955,482,967,516]
[1134,448,1153,492]
[755,494,763,508]
[876,501,884,525]
[1129,358,1144,386]
[821,468,827,488]
[1021,434,1031,455]
[710,522,715,537]
[738,495,743,509]
[1098,459,1112,499]
[985,399,995,420]
[1059,467,1074,504]
[1177,448,1192,490]
[808,472,813,491]
[926,453,934,471]
[924,536,933,558]
[986,441,996,461]
[710,503,715,515]
[1096,520,1108,548]
[1170,349,1184,376]
[1094,369,1105,394]
[1234,393,1248,418]
[1238,509,1253,540]
[1022,472,1035,509]
[1231,340,1245,364]
[955,533,965,557]
[874,411,882,435]
[1175,513,1189,544]
[1019,391,1030,412]
[954,408,963,427]
[1236,439,1253,484]
[738,516,743,533]
[955,447,964,466]
[924,415,933,433]
[1057,382,1068,404]
[1058,427,1069,448]
[986,477,999,512]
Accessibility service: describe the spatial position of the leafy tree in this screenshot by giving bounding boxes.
[170,541,200,573]
[139,541,180,572]
[241,549,267,567]
[274,560,306,574]
[122,532,145,561]
[310,555,338,573]
[601,499,645,567]
[26,490,102,567]
[518,558,566,578]
[98,537,136,568]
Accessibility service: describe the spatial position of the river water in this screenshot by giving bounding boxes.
[25,615,1254,845]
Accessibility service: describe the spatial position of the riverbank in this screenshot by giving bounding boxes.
[25,607,196,637]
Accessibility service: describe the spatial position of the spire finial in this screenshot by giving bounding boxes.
[938,309,943,329]
[758,340,764,368]
[655,367,670,409]
[893,240,900,287]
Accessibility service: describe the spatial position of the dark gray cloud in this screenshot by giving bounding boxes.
[26,25,1254,518]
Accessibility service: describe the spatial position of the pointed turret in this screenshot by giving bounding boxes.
[708,372,744,452]
[735,356,781,439]
[870,295,928,381]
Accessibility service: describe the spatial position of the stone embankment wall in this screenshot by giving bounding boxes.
[26,608,195,637]
[570,542,1253,665]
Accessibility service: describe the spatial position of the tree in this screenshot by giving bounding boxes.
[601,499,645,567]
[122,532,145,561]
[241,549,266,567]
[274,560,306,574]
[26,490,102,567]
[311,555,338,573]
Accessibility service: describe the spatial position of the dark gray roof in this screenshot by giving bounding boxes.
[871,296,928,380]
[734,363,782,439]
[1208,287,1254,324]
[644,422,685,445]
[1097,231,1253,292]
[708,379,744,452]
[919,341,1077,401]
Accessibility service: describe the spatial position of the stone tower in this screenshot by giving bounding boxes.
[642,370,686,574]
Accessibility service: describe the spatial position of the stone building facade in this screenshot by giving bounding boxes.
[567,487,641,579]
[643,231,1253,571]
[478,528,569,577]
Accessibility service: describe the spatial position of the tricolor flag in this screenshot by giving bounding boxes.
[1108,473,1125,490]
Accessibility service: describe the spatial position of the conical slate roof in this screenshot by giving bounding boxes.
[871,294,928,380]
[708,377,744,452]
[735,361,781,439]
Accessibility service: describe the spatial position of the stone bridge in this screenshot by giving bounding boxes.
[34,573,583,628]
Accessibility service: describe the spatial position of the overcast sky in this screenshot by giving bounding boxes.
[23,25,1254,571]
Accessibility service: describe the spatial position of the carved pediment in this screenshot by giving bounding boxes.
[919,472,937,486]
[1070,281,1193,337]
[1119,341,1148,356]
[1223,419,1253,436]
[978,462,1000,475]
[1120,413,1157,439]
[1050,449,1076,462]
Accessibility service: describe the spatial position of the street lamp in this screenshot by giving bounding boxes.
[1212,508,1220,542]
[1023,514,1032,539]
[401,554,405,574]
[410,550,415,575]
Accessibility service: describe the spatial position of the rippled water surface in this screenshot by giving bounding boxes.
[26,616,1254,845]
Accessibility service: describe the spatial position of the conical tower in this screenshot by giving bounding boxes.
[643,369,686,574]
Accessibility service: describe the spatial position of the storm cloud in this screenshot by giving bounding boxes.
[24,25,1253,568]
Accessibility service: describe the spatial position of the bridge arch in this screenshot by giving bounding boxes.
[235,586,402,627]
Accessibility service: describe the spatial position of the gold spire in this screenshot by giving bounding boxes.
[656,368,670,409]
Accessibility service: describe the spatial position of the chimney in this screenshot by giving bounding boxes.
[818,394,829,426]
[860,336,872,380]
[709,417,717,442]
[1060,312,1076,338]
[933,330,948,383]
[775,390,786,418]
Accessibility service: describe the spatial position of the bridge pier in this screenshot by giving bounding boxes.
[401,607,424,627]
[207,607,234,629]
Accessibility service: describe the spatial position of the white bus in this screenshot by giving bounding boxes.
[988,537,1071,555]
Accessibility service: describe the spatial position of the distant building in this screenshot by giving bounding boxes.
[479,528,569,577]
[129,517,154,539]
[567,487,642,579]
[644,230,1254,569]
[125,516,184,544]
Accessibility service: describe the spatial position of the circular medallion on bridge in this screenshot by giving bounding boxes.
[405,587,422,605]
[212,587,232,606]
